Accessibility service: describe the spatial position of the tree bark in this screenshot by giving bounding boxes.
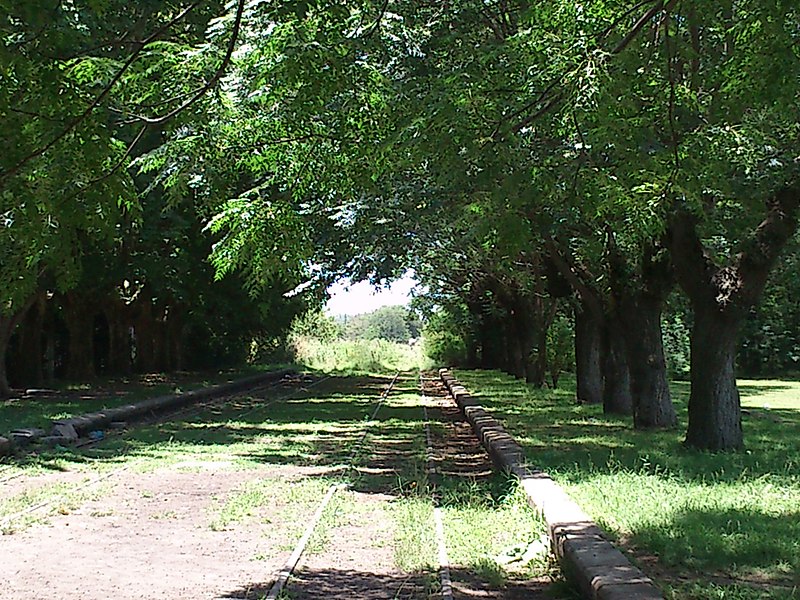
[667,186,800,450]
[610,243,677,429]
[0,318,15,397]
[684,306,743,450]
[106,302,133,375]
[478,308,505,370]
[506,315,527,379]
[601,321,632,415]
[165,305,184,372]
[528,320,548,387]
[0,296,37,398]
[134,300,156,373]
[621,297,677,428]
[11,292,46,387]
[62,292,96,380]
[575,308,603,404]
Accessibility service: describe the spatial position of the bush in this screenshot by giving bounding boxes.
[290,336,425,373]
[422,310,469,366]
[342,306,419,343]
[288,310,342,344]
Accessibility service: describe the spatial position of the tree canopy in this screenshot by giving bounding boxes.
[2,0,799,450]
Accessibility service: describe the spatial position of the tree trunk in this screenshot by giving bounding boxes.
[12,293,46,387]
[165,305,183,372]
[684,306,743,450]
[0,317,16,398]
[527,323,548,387]
[526,297,555,388]
[62,292,96,380]
[0,297,36,398]
[479,313,503,369]
[507,316,526,379]
[620,298,677,428]
[667,189,800,450]
[134,300,156,373]
[106,308,132,375]
[152,304,169,372]
[574,308,603,404]
[602,322,632,415]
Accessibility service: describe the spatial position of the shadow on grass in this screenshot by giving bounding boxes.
[14,375,426,478]
[453,368,800,596]
[0,367,277,434]
[457,369,800,485]
[631,507,800,581]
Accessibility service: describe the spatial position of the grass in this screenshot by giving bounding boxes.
[3,370,563,596]
[291,336,431,374]
[0,364,289,434]
[209,475,346,555]
[0,480,107,534]
[439,480,552,583]
[454,369,800,600]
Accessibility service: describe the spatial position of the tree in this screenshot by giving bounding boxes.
[0,0,245,395]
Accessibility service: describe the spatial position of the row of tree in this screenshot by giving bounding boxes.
[2,1,799,451]
[0,2,310,393]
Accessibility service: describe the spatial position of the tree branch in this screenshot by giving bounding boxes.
[543,236,604,319]
[736,186,800,307]
[611,0,678,55]
[0,1,203,186]
[665,207,722,304]
[124,0,245,126]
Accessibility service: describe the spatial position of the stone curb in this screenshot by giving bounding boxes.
[0,368,295,457]
[438,368,664,600]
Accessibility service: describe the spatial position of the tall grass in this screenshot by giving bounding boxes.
[290,336,430,373]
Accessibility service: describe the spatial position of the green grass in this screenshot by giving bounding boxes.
[440,480,552,584]
[291,336,431,374]
[0,480,107,534]
[454,369,800,600]
[209,475,345,555]
[0,364,289,434]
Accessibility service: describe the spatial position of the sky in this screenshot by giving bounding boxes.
[325,271,418,316]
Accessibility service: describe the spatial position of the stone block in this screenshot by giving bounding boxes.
[51,422,78,441]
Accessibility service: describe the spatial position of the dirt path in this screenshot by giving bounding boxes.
[0,464,316,600]
[287,489,429,600]
[282,375,559,600]
[283,377,431,600]
[1,373,564,600]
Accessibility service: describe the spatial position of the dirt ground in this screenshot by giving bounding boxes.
[0,374,562,600]
[0,463,319,599]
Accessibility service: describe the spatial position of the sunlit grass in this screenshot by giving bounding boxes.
[0,481,108,534]
[454,369,800,600]
[291,337,431,374]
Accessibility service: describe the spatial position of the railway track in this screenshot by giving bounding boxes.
[3,371,553,599]
[264,370,401,600]
[421,372,455,600]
